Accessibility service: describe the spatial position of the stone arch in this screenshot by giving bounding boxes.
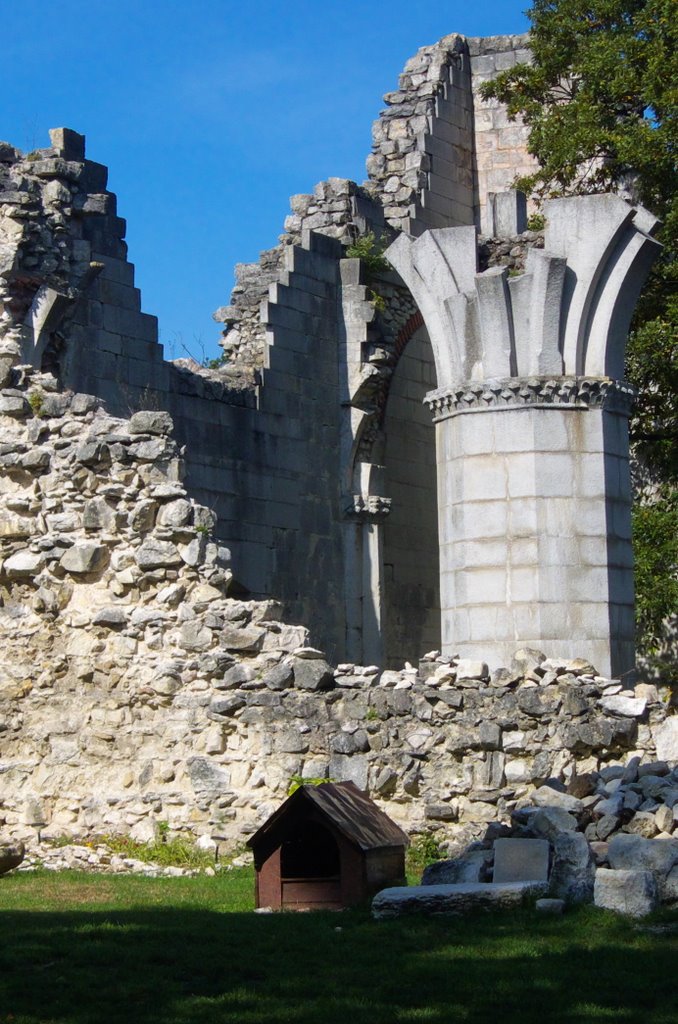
[380,320,441,667]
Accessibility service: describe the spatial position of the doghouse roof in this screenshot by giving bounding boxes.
[247,781,409,852]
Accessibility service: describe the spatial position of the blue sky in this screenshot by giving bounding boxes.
[2,1,530,360]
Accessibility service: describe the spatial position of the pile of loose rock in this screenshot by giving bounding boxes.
[419,754,678,916]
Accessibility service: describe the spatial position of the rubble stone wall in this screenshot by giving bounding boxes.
[0,367,674,855]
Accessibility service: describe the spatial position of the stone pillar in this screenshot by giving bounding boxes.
[386,194,661,677]
[428,377,635,676]
[343,490,391,666]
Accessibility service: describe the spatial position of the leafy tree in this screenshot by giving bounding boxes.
[482,0,677,666]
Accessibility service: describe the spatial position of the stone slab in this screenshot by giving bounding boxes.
[493,838,550,883]
[372,881,548,919]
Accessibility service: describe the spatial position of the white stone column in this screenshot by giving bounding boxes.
[386,194,661,677]
[428,377,635,676]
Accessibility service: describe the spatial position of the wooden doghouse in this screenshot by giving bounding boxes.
[247,781,409,910]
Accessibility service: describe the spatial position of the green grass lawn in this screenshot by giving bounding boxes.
[1,869,677,1024]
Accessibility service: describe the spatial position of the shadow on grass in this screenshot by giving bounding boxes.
[0,904,676,1024]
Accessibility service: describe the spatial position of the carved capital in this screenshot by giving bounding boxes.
[343,494,392,523]
[425,376,637,422]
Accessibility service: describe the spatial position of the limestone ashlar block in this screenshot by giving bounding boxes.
[425,168,475,202]
[263,302,314,335]
[49,127,86,160]
[268,282,336,318]
[126,357,169,392]
[102,305,158,343]
[461,455,507,501]
[78,159,109,192]
[469,54,498,76]
[94,330,125,356]
[492,838,549,883]
[82,221,126,259]
[284,246,339,285]
[465,606,522,644]
[414,206,462,231]
[258,365,302,397]
[276,272,335,300]
[420,190,475,224]
[434,95,473,132]
[90,252,136,287]
[427,153,474,189]
[594,868,658,917]
[506,568,540,604]
[455,567,507,607]
[88,348,120,381]
[421,130,472,163]
[95,279,142,312]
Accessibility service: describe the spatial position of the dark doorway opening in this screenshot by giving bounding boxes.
[281,821,340,880]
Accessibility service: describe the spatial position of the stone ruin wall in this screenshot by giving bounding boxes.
[217,32,536,374]
[3,31,673,861]
[0,364,676,858]
[0,30,539,668]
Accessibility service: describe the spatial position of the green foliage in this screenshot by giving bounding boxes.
[406,831,443,876]
[632,485,678,650]
[483,0,678,652]
[527,212,545,231]
[99,829,214,870]
[345,231,390,277]
[626,291,678,482]
[367,287,387,313]
[287,775,330,795]
[27,390,44,416]
[203,353,228,370]
[482,1,677,216]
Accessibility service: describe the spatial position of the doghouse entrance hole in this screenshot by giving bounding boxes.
[281,820,340,879]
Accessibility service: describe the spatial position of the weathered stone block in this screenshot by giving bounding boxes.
[594,868,658,917]
[135,539,182,569]
[129,410,173,436]
[655,719,678,763]
[493,838,549,883]
[291,657,334,691]
[549,831,595,903]
[60,543,109,575]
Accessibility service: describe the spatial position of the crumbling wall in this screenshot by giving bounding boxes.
[0,136,355,657]
[0,369,674,853]
[215,31,535,374]
[468,35,538,234]
[0,31,545,666]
